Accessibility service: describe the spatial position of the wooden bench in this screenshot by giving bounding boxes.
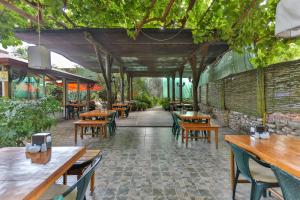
[74,120,108,144]
[180,122,220,149]
[63,149,101,194]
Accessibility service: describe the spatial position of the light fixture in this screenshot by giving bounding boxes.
[176,82,185,87]
[28,3,51,69]
[56,80,62,84]
[275,0,300,38]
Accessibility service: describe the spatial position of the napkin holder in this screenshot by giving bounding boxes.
[32,133,52,149]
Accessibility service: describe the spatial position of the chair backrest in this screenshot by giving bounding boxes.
[230,144,253,181]
[55,154,102,200]
[110,112,116,123]
[172,113,180,126]
[271,165,300,200]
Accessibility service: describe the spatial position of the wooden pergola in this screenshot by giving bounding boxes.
[15,28,228,110]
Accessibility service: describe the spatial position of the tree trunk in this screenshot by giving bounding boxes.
[167,77,170,100]
[127,75,130,101]
[120,68,125,103]
[192,80,199,111]
[172,74,175,101]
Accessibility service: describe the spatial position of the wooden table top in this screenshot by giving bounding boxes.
[225,134,300,179]
[0,147,85,200]
[80,110,115,118]
[174,111,211,120]
[74,120,108,125]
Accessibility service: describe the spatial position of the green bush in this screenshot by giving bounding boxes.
[135,94,153,108]
[0,97,61,147]
[159,98,170,111]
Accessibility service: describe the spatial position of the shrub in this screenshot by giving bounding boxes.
[0,97,61,147]
[159,98,170,111]
[135,94,153,108]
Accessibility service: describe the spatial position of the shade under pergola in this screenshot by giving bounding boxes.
[15,28,228,78]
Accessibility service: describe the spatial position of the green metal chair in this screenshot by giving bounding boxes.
[271,165,300,200]
[107,112,116,136]
[40,154,102,200]
[231,144,278,200]
[171,113,177,134]
[171,113,181,138]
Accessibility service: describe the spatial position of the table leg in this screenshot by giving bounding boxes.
[90,172,95,193]
[181,128,184,143]
[63,173,67,185]
[80,126,83,139]
[104,124,107,138]
[215,129,219,149]
[208,131,211,143]
[230,149,235,190]
[74,124,78,145]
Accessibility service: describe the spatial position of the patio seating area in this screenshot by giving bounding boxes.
[49,109,265,200]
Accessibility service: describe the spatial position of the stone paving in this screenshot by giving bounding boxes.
[50,110,277,200]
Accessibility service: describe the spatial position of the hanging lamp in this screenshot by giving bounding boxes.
[275,0,300,38]
[28,3,51,69]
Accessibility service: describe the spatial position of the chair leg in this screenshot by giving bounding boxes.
[251,182,266,200]
[90,172,95,193]
[232,169,240,200]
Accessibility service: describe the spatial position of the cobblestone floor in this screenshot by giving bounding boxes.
[51,112,277,200]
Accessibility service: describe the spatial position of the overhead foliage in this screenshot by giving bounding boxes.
[0,0,300,67]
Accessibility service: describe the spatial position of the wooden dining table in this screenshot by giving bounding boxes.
[80,110,115,120]
[174,111,211,122]
[0,147,85,200]
[112,103,128,108]
[225,134,300,189]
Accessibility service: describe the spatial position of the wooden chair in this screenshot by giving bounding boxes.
[63,150,101,194]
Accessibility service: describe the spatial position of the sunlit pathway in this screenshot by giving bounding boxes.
[50,111,276,200]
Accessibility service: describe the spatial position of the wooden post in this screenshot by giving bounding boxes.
[130,77,133,100]
[62,78,67,118]
[120,66,125,103]
[77,79,80,102]
[167,77,170,100]
[27,77,31,100]
[106,55,113,110]
[179,73,183,103]
[127,75,130,101]
[256,67,266,121]
[1,66,12,98]
[189,55,200,111]
[206,84,209,105]
[87,83,91,111]
[220,79,225,110]
[172,74,175,101]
